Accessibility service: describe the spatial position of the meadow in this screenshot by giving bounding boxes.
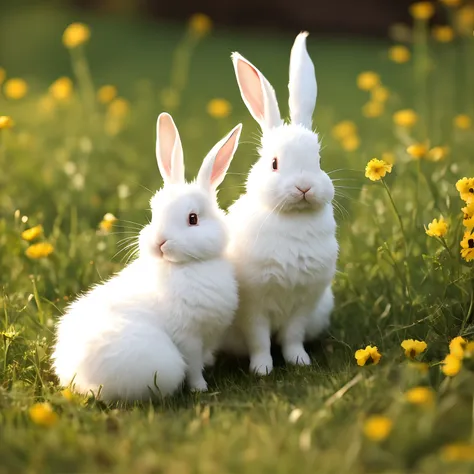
[1,1,474,472]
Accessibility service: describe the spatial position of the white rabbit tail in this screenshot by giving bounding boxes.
[222,32,338,375]
[53,114,242,400]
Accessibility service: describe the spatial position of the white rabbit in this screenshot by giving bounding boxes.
[222,32,338,375]
[52,113,242,401]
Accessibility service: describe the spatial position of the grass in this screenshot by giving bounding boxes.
[1,3,474,473]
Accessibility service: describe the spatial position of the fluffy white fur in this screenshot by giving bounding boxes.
[222,32,338,375]
[52,114,242,401]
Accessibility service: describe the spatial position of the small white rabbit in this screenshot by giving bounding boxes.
[52,113,242,400]
[222,32,338,375]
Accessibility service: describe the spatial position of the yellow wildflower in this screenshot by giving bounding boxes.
[362,101,384,118]
[427,146,449,162]
[0,116,14,129]
[381,152,395,165]
[4,78,28,100]
[363,416,393,441]
[108,98,129,118]
[454,114,471,130]
[449,336,467,359]
[332,120,357,140]
[355,345,382,366]
[97,85,117,104]
[357,71,380,91]
[462,203,474,229]
[341,134,360,152]
[388,45,411,63]
[207,98,232,118]
[405,387,435,406]
[188,13,212,37]
[29,402,58,427]
[442,353,462,376]
[99,213,118,233]
[393,109,418,127]
[401,339,428,358]
[63,23,90,49]
[49,77,73,101]
[456,177,474,203]
[425,217,448,238]
[442,443,474,462]
[407,143,428,159]
[432,25,455,42]
[365,158,393,182]
[61,388,75,402]
[456,5,474,35]
[460,230,474,262]
[21,225,43,242]
[0,67,5,85]
[440,0,460,6]
[409,2,435,20]
[371,86,390,103]
[25,242,54,259]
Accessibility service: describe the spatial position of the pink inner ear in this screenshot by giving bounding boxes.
[158,115,176,179]
[211,129,238,185]
[237,60,265,121]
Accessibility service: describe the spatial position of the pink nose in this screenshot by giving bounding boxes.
[158,240,167,251]
[296,186,311,194]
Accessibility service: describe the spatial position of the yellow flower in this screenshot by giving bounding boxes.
[442,443,474,462]
[456,177,474,203]
[427,146,449,162]
[432,25,455,42]
[454,114,471,130]
[460,230,474,262]
[381,152,395,165]
[0,116,14,129]
[407,143,428,159]
[29,402,58,427]
[408,362,430,374]
[362,101,384,118]
[425,217,448,238]
[462,203,474,229]
[440,0,460,6]
[388,45,411,63]
[449,336,467,359]
[341,134,360,152]
[108,98,130,118]
[49,77,73,101]
[409,2,435,20]
[21,225,43,242]
[25,242,54,259]
[61,388,75,402]
[63,23,90,48]
[97,85,117,104]
[357,71,380,91]
[365,158,393,182]
[99,213,118,232]
[371,86,390,103]
[0,67,5,85]
[207,98,232,118]
[442,353,462,376]
[332,120,357,140]
[456,5,474,35]
[4,78,28,100]
[405,387,434,406]
[393,109,418,127]
[188,13,212,37]
[363,416,393,442]
[355,345,382,366]
[401,339,428,358]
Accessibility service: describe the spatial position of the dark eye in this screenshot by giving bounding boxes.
[272,157,278,171]
[188,213,198,226]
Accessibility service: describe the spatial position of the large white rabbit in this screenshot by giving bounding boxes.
[52,114,241,400]
[222,32,338,375]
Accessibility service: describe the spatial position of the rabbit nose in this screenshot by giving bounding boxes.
[158,240,167,251]
[296,186,311,194]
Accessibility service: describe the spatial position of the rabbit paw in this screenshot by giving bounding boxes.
[203,351,216,368]
[250,353,273,375]
[189,377,208,392]
[283,345,311,366]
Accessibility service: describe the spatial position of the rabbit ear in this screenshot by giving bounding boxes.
[232,53,282,130]
[156,113,185,185]
[288,32,317,129]
[197,124,242,191]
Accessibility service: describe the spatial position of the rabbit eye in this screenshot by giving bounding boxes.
[272,157,278,171]
[188,213,198,226]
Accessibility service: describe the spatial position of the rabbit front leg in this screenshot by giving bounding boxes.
[242,315,273,375]
[181,337,208,392]
[279,313,311,366]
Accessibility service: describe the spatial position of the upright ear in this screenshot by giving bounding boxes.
[232,53,282,130]
[155,113,185,185]
[197,124,242,191]
[288,32,317,129]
